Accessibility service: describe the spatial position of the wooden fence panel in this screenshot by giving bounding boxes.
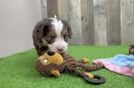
[57,0,69,21]
[81,0,95,44]
[93,0,107,45]
[67,0,83,44]
[107,0,121,45]
[121,0,134,44]
[47,0,58,18]
[41,0,48,19]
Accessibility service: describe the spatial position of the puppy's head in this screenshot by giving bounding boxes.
[41,17,72,53]
[129,44,134,55]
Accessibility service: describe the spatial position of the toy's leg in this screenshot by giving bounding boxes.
[51,69,60,77]
[83,72,94,79]
[74,70,106,84]
[78,58,89,64]
[76,63,104,72]
[74,70,94,79]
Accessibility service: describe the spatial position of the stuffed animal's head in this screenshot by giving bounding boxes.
[38,51,64,65]
[36,51,63,77]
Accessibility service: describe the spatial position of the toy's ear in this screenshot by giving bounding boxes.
[51,69,60,77]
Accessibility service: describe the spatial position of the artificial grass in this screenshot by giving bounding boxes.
[0,45,134,88]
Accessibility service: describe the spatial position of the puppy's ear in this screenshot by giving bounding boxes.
[43,24,51,36]
[42,19,52,36]
[67,24,72,38]
[34,19,51,39]
[62,20,72,38]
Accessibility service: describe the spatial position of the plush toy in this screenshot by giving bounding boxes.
[35,51,106,84]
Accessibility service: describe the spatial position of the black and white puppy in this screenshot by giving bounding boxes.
[129,44,134,55]
[32,17,72,56]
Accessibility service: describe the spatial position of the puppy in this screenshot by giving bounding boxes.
[32,17,72,56]
[129,44,134,55]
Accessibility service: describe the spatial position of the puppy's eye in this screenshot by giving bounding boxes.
[64,35,69,42]
[46,36,56,44]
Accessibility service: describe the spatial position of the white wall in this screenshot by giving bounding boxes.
[0,0,42,57]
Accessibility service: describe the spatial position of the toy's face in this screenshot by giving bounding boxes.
[38,51,64,65]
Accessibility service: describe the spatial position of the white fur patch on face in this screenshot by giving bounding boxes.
[48,17,68,52]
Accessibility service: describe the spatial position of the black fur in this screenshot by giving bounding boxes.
[129,44,134,55]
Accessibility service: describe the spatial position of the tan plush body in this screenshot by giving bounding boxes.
[35,52,63,76]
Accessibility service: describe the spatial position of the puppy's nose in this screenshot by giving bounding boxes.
[47,51,55,56]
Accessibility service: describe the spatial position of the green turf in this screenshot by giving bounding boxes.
[0,45,134,88]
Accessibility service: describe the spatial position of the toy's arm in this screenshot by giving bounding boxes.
[84,72,94,79]
[79,58,89,64]
[51,69,60,77]
[61,53,89,64]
